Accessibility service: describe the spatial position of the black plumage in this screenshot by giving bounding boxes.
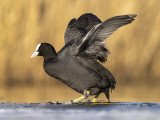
[31,13,136,101]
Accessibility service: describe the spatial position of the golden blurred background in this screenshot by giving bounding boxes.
[0,0,160,103]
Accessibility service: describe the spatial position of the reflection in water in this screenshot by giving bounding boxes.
[0,84,160,103]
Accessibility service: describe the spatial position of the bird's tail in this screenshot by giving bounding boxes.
[104,88,110,100]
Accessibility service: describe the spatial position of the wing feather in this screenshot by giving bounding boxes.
[64,13,102,44]
[76,14,137,62]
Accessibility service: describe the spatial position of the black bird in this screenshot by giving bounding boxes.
[31,13,136,102]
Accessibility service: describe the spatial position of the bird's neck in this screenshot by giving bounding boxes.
[43,56,57,63]
[43,49,58,62]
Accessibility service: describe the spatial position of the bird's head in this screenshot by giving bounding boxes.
[31,43,57,59]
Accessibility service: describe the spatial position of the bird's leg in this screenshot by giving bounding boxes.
[84,90,90,103]
[73,96,85,103]
[73,90,90,103]
[92,94,99,103]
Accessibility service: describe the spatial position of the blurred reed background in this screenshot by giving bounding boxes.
[0,0,160,103]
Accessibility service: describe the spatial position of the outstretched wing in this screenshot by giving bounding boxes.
[64,13,102,44]
[76,14,137,62]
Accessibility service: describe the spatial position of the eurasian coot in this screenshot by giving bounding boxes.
[31,13,136,102]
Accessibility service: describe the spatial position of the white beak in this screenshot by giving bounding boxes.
[31,43,41,58]
[31,51,39,58]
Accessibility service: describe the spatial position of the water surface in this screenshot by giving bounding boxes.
[0,102,160,120]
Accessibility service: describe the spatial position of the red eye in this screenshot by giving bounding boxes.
[39,46,43,50]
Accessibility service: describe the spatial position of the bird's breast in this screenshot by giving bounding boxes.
[43,57,102,92]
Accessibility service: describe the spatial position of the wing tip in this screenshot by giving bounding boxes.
[127,14,137,21]
[128,14,137,18]
[125,14,137,23]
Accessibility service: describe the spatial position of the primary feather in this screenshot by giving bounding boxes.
[76,14,136,62]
